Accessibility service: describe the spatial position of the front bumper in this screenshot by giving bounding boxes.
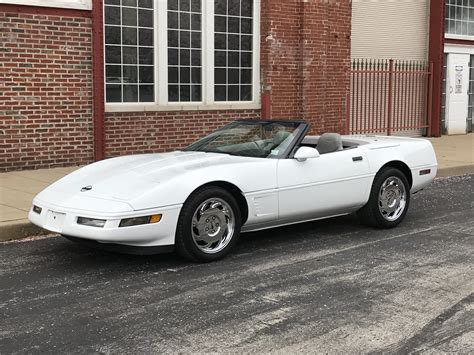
[28,200,182,247]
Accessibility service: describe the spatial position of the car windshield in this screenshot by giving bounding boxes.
[185,121,305,158]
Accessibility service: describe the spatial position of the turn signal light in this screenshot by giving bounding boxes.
[32,205,42,214]
[149,214,162,223]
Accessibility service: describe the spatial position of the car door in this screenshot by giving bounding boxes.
[276,147,372,223]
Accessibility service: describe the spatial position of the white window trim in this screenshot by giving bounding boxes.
[445,34,474,41]
[105,102,262,112]
[0,0,92,10]
[104,0,261,113]
[445,43,474,55]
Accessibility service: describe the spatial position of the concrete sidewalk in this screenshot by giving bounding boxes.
[427,133,474,177]
[1,134,473,241]
[0,166,79,241]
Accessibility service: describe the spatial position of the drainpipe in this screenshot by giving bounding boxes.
[92,0,105,160]
[428,0,445,137]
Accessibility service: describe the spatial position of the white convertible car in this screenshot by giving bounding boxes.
[29,120,437,261]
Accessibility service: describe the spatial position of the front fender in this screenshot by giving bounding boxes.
[128,159,278,210]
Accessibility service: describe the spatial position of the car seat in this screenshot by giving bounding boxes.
[317,133,343,154]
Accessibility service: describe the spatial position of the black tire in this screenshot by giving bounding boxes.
[357,167,410,228]
[175,186,242,262]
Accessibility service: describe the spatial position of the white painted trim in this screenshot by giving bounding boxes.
[445,34,474,41]
[204,0,214,104]
[252,0,261,104]
[0,0,92,10]
[444,44,474,55]
[156,0,167,105]
[105,102,261,113]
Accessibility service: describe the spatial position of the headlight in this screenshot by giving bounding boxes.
[77,217,106,228]
[119,214,162,228]
[32,205,42,214]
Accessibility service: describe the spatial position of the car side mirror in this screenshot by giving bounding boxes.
[294,146,320,162]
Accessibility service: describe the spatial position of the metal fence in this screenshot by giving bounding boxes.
[346,59,433,136]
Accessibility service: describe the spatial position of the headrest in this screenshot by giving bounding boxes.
[317,133,343,154]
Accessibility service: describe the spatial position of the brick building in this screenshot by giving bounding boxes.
[0,0,445,173]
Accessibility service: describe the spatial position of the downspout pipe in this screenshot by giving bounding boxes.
[428,0,445,137]
[92,0,105,160]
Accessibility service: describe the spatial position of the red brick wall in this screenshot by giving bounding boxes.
[0,11,93,172]
[260,0,351,134]
[0,1,351,171]
[301,0,351,134]
[260,0,304,119]
[105,110,260,157]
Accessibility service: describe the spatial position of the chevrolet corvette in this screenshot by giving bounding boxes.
[29,120,437,261]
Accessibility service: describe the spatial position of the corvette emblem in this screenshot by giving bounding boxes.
[80,185,92,192]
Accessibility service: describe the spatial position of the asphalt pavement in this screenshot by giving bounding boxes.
[0,175,473,353]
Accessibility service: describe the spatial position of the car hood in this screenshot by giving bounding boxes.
[35,151,247,211]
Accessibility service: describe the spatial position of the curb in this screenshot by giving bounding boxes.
[0,220,50,242]
[435,165,474,178]
[0,167,473,243]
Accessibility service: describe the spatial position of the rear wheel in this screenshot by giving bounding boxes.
[357,167,410,228]
[175,187,242,262]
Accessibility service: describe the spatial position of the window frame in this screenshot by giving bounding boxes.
[445,1,474,39]
[104,0,261,112]
[0,0,91,10]
[104,1,156,104]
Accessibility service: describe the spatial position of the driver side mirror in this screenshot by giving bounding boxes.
[294,146,320,162]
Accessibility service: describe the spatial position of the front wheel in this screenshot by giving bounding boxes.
[357,167,410,228]
[175,187,242,262]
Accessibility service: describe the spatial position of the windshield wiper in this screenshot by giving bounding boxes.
[192,149,230,155]
[188,148,249,157]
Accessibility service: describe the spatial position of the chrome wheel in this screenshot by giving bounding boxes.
[378,176,407,221]
[191,198,235,254]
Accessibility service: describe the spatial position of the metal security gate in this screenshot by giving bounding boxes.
[347,59,433,136]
